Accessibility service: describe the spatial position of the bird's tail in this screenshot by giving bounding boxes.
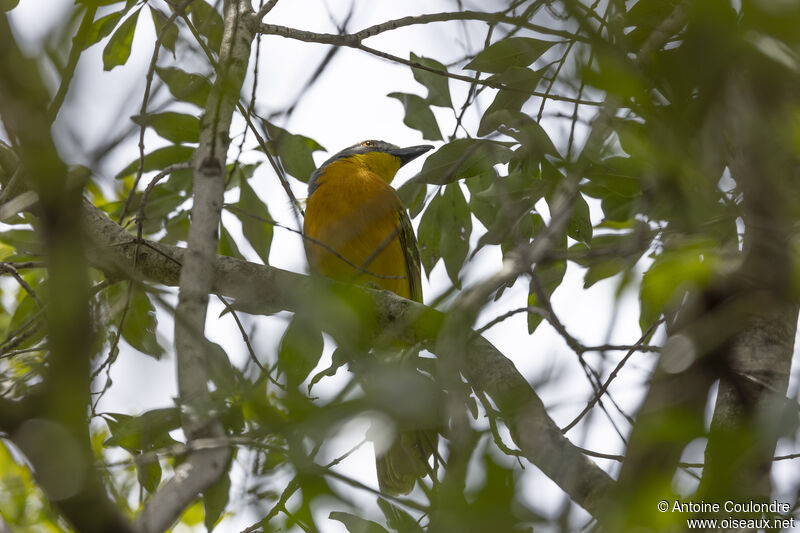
[376,429,437,495]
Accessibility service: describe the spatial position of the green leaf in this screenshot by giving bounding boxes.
[417,189,443,276]
[439,183,471,287]
[639,241,719,333]
[583,258,629,288]
[150,7,178,53]
[278,314,324,386]
[236,176,273,264]
[115,145,194,180]
[582,157,642,199]
[206,340,237,394]
[263,122,325,183]
[567,193,592,244]
[102,7,140,70]
[477,94,531,137]
[465,37,554,73]
[137,459,162,494]
[624,0,682,51]
[0,229,40,255]
[84,10,124,48]
[189,0,223,53]
[329,512,390,533]
[155,67,211,108]
[472,172,549,249]
[378,498,424,533]
[203,469,231,531]
[218,224,245,260]
[584,49,647,101]
[139,185,186,234]
[493,111,560,160]
[417,183,471,285]
[396,180,427,218]
[131,112,200,144]
[6,276,45,349]
[387,92,442,141]
[415,138,513,185]
[102,408,181,452]
[410,53,452,108]
[163,211,190,244]
[528,215,566,333]
[485,66,544,91]
[1,0,19,11]
[121,286,164,358]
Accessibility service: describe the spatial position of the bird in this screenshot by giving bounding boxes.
[303,140,434,495]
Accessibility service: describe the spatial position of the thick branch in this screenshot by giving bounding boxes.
[137,2,255,532]
[78,194,614,517]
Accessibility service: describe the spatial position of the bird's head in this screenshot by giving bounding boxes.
[309,140,433,194]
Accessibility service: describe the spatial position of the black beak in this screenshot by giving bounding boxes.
[391,144,434,166]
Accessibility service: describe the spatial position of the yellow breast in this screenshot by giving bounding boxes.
[303,158,413,299]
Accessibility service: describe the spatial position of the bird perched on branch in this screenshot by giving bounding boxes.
[303,140,434,495]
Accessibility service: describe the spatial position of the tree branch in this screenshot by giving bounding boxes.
[250,16,603,107]
[76,193,614,517]
[135,2,255,531]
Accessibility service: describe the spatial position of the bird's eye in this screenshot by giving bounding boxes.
[362,140,374,147]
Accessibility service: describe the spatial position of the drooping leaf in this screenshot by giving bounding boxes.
[439,183,472,287]
[218,224,245,260]
[236,175,273,264]
[262,122,325,183]
[465,37,554,73]
[527,214,566,334]
[396,180,427,218]
[410,52,452,108]
[584,257,629,288]
[278,314,324,386]
[120,286,164,358]
[387,92,442,141]
[414,138,513,185]
[567,193,593,245]
[102,7,140,70]
[150,7,177,52]
[203,468,231,531]
[155,66,212,108]
[189,0,223,53]
[131,112,200,144]
[417,188,444,276]
[137,459,162,494]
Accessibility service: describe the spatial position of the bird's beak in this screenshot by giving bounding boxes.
[391,144,434,166]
